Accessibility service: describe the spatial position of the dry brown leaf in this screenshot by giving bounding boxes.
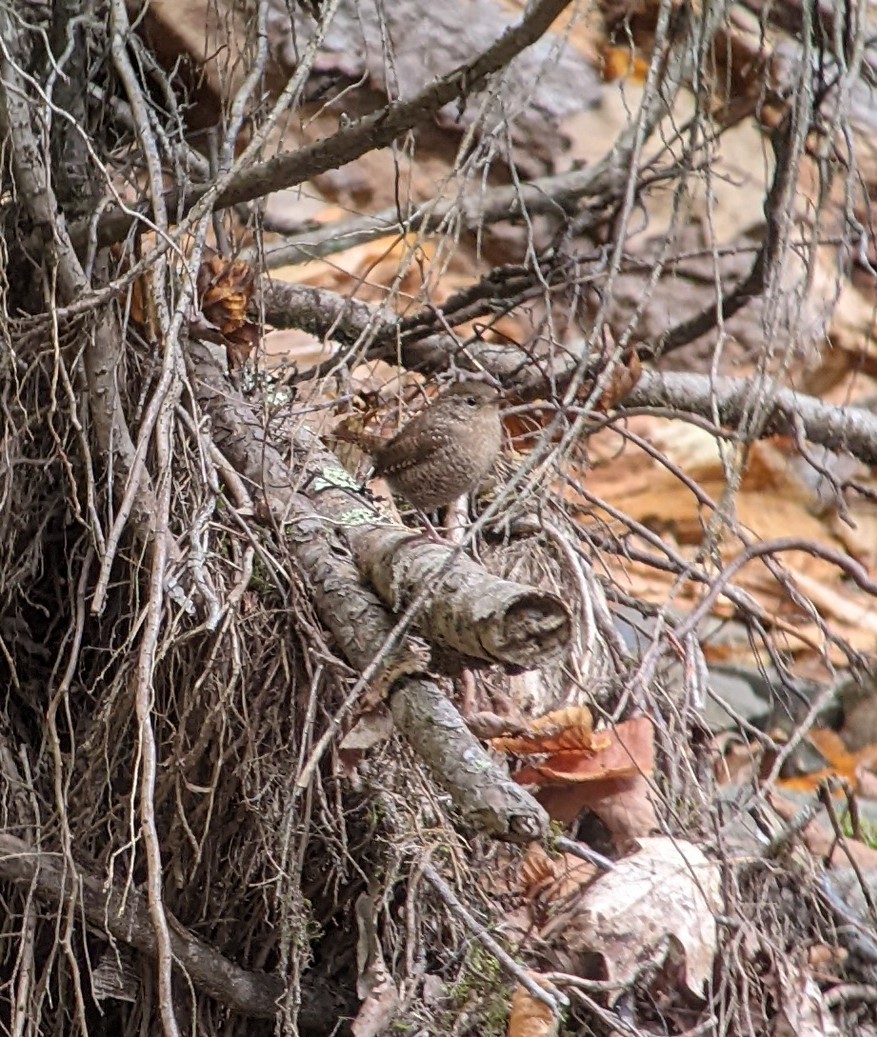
[772,960,841,1037]
[260,328,333,371]
[538,773,659,850]
[197,256,255,333]
[194,256,259,369]
[506,717,656,850]
[519,843,598,901]
[579,774,659,849]
[339,707,394,753]
[574,417,868,656]
[512,716,654,785]
[777,728,877,795]
[491,705,601,754]
[817,268,877,364]
[508,979,559,1037]
[775,619,877,661]
[352,972,398,1037]
[559,837,721,1003]
[353,892,400,1037]
[274,234,439,309]
[129,268,159,339]
[722,726,877,798]
[648,419,732,478]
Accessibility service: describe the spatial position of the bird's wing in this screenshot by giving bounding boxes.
[373,421,452,477]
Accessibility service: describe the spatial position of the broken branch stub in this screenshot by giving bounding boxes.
[352,527,571,668]
[391,678,549,843]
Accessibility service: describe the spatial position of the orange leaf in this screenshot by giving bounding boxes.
[519,843,597,901]
[776,727,877,794]
[508,979,559,1037]
[538,774,659,851]
[491,706,602,754]
[600,45,650,83]
[197,256,255,334]
[513,717,654,785]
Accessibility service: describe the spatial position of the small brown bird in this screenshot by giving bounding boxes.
[337,380,503,512]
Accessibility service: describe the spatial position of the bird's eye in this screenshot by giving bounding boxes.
[465,395,478,406]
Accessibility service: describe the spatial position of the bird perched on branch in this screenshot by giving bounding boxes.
[334,380,504,512]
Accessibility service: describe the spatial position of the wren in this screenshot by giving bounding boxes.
[340,381,503,512]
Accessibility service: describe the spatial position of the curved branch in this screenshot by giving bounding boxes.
[63,0,576,252]
[651,100,803,357]
[0,834,286,1020]
[260,276,877,469]
[258,277,589,390]
[248,2,735,274]
[623,370,877,467]
[260,280,383,346]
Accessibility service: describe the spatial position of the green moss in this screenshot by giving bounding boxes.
[441,944,511,1037]
[840,811,877,849]
[247,554,274,596]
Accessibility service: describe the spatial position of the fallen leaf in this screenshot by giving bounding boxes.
[352,970,399,1037]
[576,774,659,849]
[353,891,400,1037]
[340,707,395,753]
[508,979,559,1037]
[558,837,721,1002]
[773,960,841,1037]
[506,717,657,849]
[491,705,602,754]
[519,842,597,901]
[513,716,653,784]
[775,728,877,795]
[538,773,659,850]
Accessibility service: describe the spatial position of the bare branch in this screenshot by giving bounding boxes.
[623,370,877,467]
[0,834,285,1018]
[61,0,577,252]
[260,279,877,470]
[352,527,571,668]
